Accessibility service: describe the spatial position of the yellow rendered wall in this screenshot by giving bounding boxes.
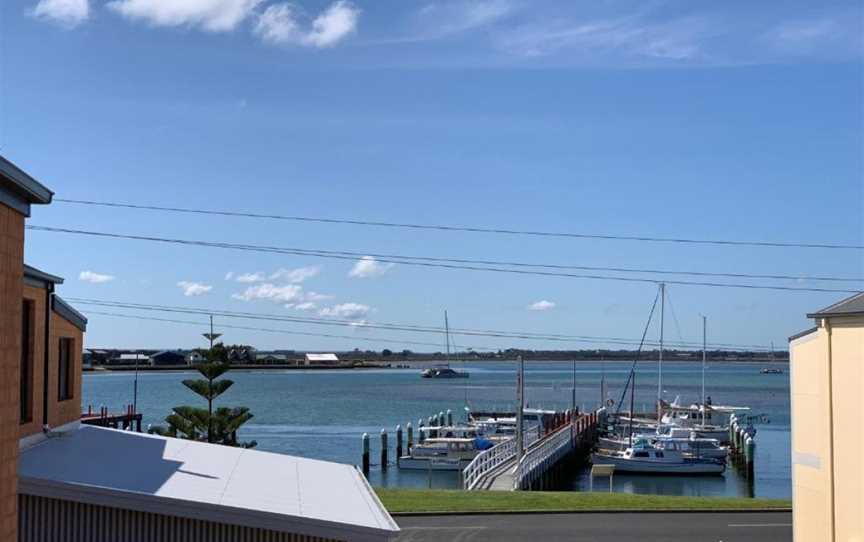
[828,318,864,542]
[790,328,832,542]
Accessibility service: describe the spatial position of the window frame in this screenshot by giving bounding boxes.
[20,299,35,424]
[58,337,74,402]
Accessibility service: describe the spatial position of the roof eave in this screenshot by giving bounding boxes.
[0,156,54,216]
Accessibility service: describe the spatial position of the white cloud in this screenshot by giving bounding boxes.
[232,283,303,303]
[294,301,318,311]
[417,0,516,37]
[270,266,320,283]
[254,0,359,47]
[319,302,371,320]
[107,0,263,32]
[348,256,394,279]
[79,270,115,284]
[236,271,267,283]
[528,300,555,311]
[497,15,710,61]
[224,271,235,280]
[177,281,213,296]
[32,0,89,27]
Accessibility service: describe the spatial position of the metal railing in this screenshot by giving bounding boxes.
[462,428,540,490]
[512,421,575,489]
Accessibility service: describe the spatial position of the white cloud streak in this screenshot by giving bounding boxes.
[528,299,555,311]
[232,283,303,303]
[348,256,393,279]
[79,270,115,284]
[177,281,213,296]
[32,0,89,27]
[107,0,263,32]
[319,302,371,320]
[254,0,359,47]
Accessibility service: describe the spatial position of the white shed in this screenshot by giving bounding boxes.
[304,353,340,366]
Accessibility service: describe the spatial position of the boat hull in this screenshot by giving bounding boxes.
[591,454,726,475]
[397,456,471,470]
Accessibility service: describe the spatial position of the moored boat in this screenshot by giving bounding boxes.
[592,441,726,475]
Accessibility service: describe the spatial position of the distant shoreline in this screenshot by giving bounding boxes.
[84,357,788,373]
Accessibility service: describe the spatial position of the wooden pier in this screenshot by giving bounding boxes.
[463,409,602,491]
[81,405,143,432]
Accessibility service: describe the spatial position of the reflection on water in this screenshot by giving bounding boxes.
[83,360,791,498]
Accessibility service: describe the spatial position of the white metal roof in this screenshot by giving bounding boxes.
[18,426,398,541]
[305,353,339,361]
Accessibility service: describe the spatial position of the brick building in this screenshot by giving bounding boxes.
[0,156,54,542]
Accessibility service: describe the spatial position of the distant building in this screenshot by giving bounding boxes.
[149,350,186,366]
[186,351,206,365]
[109,353,146,366]
[256,353,289,364]
[305,353,340,366]
[789,292,863,542]
[228,346,256,364]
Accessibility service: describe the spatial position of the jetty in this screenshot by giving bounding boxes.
[463,409,602,490]
[80,404,143,432]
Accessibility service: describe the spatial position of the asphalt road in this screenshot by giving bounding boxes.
[394,512,792,542]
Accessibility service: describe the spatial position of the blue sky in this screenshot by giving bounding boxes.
[2,0,862,351]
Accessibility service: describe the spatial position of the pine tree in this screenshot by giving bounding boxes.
[150,353,256,448]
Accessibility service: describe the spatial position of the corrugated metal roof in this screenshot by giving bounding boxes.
[807,292,864,318]
[18,426,398,541]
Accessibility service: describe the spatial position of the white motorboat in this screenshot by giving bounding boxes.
[592,440,726,475]
[599,432,728,460]
[398,437,495,470]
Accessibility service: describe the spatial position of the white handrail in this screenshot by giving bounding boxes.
[513,417,583,489]
[462,428,540,490]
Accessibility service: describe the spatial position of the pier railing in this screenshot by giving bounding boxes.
[462,427,540,490]
[512,420,575,490]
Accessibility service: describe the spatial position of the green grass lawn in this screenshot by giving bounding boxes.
[375,488,791,514]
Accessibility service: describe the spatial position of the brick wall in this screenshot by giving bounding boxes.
[48,315,82,429]
[0,204,25,542]
[19,286,45,440]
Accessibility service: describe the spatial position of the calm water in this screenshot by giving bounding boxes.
[82,360,791,498]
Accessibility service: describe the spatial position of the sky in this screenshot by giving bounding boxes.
[1,0,862,352]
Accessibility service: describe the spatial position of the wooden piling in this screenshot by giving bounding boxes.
[380,429,388,470]
[396,425,403,462]
[407,422,413,452]
[361,433,370,475]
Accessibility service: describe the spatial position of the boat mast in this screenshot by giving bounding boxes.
[444,310,451,368]
[701,315,707,428]
[629,369,636,448]
[657,283,665,422]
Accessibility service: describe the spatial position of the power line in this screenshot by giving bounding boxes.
[70,298,779,351]
[54,198,864,250]
[27,225,863,294]
[85,310,497,351]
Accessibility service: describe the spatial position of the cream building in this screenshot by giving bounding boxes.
[789,293,864,542]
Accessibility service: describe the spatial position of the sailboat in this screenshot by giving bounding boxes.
[421,311,469,379]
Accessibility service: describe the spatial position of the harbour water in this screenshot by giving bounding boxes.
[82,360,791,498]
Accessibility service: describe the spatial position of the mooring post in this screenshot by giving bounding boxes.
[396,425,403,462]
[407,422,413,452]
[745,436,755,478]
[380,429,388,470]
[418,419,425,443]
[446,409,453,426]
[438,411,445,427]
[361,433,370,475]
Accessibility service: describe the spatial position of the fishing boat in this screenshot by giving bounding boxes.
[592,440,726,475]
[397,437,494,470]
[760,368,783,375]
[421,311,468,379]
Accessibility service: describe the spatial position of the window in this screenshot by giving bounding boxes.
[20,300,34,423]
[58,338,74,401]
[633,451,649,458]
